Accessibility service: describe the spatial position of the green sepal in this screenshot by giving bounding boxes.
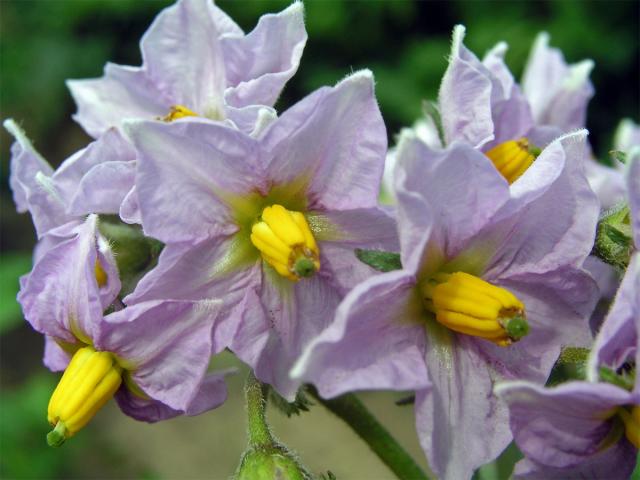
[609,150,628,164]
[592,203,633,271]
[422,100,446,147]
[599,366,635,391]
[269,386,313,418]
[98,217,164,297]
[547,346,589,386]
[355,249,402,273]
[236,445,312,480]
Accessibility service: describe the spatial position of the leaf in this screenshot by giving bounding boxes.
[354,249,402,272]
[268,386,313,417]
[0,252,32,334]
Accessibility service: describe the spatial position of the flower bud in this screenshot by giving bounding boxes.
[236,445,310,480]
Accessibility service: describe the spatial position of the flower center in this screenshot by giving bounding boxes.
[250,204,320,281]
[161,105,198,122]
[47,346,122,446]
[421,272,529,346]
[485,137,541,184]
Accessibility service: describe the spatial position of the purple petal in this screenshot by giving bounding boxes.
[43,336,70,372]
[125,118,263,243]
[496,381,632,469]
[67,64,168,138]
[584,158,626,211]
[439,25,494,148]
[223,2,307,108]
[234,271,342,400]
[291,270,429,398]
[628,152,640,246]
[588,254,640,383]
[119,186,141,224]
[513,445,637,480]
[98,299,222,413]
[481,42,534,146]
[483,131,598,278]
[140,0,226,119]
[395,133,510,263]
[615,118,640,152]
[477,267,597,386]
[124,236,259,308]
[53,128,135,203]
[262,70,387,211]
[5,119,68,237]
[522,33,594,131]
[67,161,136,216]
[415,332,513,480]
[309,207,400,294]
[18,216,113,344]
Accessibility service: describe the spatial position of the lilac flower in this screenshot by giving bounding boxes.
[68,0,307,138]
[496,154,640,479]
[5,119,137,238]
[19,213,226,444]
[292,127,599,479]
[121,71,397,400]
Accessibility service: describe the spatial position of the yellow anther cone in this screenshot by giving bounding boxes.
[485,138,540,184]
[47,346,123,446]
[162,105,198,122]
[94,260,108,287]
[250,204,320,281]
[422,272,529,346]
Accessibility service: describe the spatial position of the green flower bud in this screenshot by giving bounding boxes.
[236,445,310,480]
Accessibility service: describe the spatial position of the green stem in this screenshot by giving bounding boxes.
[244,371,274,447]
[310,389,429,480]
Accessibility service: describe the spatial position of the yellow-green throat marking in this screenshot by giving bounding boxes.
[422,272,529,346]
[250,204,320,281]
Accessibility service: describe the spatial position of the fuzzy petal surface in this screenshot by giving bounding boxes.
[68,64,169,138]
[18,216,117,344]
[291,270,429,398]
[262,70,387,211]
[126,118,263,243]
[223,2,307,108]
[415,331,512,480]
[5,119,67,237]
[98,299,222,413]
[522,33,594,131]
[395,133,510,264]
[496,381,634,471]
[140,0,227,118]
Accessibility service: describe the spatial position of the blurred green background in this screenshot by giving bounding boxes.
[1,1,638,478]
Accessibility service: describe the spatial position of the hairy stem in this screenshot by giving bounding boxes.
[310,388,429,480]
[244,371,274,447]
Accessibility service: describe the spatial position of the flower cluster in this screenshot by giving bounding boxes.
[7,1,639,478]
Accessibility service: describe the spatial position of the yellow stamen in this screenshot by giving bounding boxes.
[618,405,640,449]
[94,260,107,288]
[161,105,198,122]
[422,272,528,346]
[485,138,540,184]
[47,346,122,446]
[250,204,320,281]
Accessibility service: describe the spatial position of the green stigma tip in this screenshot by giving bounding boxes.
[293,258,316,278]
[505,314,529,340]
[47,421,67,447]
